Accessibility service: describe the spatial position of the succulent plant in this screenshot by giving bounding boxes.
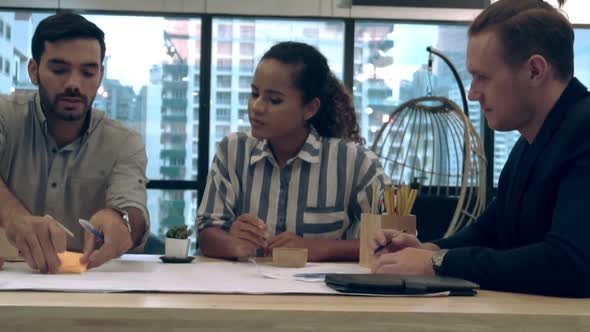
[165,224,193,239]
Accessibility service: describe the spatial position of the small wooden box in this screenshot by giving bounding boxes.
[272,248,308,268]
[359,213,416,268]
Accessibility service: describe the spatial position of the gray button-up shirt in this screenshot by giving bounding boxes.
[0,91,149,251]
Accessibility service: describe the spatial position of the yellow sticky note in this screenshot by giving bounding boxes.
[57,251,88,274]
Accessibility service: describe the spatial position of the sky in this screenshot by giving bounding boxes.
[86,15,174,92]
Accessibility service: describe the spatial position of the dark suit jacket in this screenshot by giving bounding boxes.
[433,78,590,297]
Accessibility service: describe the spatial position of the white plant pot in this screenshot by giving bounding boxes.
[165,238,191,258]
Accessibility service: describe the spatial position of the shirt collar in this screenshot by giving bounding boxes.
[249,127,323,166]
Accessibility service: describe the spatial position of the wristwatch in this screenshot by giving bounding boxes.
[431,249,449,275]
[110,207,132,233]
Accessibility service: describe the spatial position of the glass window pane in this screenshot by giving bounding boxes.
[146,189,197,255]
[354,22,480,185]
[493,28,590,186]
[1,11,53,94]
[209,18,345,163]
[83,14,201,184]
[82,15,202,250]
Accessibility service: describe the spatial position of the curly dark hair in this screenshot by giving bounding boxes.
[261,41,365,144]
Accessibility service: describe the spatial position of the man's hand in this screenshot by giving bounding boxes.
[229,214,268,258]
[371,247,435,276]
[370,229,423,254]
[81,209,133,269]
[4,215,66,273]
[268,232,328,261]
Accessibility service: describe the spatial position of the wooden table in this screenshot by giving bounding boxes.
[1,256,589,331]
[0,289,589,331]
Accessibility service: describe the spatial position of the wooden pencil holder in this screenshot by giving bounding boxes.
[272,248,308,268]
[359,213,417,268]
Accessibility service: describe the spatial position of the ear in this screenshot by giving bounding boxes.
[28,59,39,86]
[526,54,549,86]
[303,97,320,121]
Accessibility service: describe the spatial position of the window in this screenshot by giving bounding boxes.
[238,92,250,106]
[239,76,252,89]
[216,91,231,105]
[303,27,319,39]
[216,58,232,71]
[354,22,479,186]
[217,42,232,56]
[216,75,231,89]
[80,14,202,247]
[492,27,590,186]
[147,189,197,254]
[240,25,255,39]
[239,58,255,72]
[217,24,232,39]
[240,42,254,56]
[238,108,248,121]
[0,11,51,94]
[209,18,344,164]
[214,125,230,142]
[216,108,230,121]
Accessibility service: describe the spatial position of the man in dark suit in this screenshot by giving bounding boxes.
[370,0,590,297]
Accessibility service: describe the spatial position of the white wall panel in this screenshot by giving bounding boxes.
[0,0,58,8]
[60,0,203,13]
[205,0,323,17]
[350,6,480,22]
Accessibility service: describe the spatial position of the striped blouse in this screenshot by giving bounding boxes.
[196,128,387,240]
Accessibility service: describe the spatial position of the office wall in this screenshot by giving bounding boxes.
[0,0,481,21]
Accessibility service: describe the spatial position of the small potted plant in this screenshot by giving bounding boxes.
[165,224,193,258]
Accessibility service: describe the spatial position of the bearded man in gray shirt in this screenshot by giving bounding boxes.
[0,13,150,273]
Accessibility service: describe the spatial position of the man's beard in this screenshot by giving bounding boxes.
[38,81,92,122]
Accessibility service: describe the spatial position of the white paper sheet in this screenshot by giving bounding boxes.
[0,255,449,296]
[0,255,368,294]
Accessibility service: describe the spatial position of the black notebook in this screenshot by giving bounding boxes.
[325,274,479,296]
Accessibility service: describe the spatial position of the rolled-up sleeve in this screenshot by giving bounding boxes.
[106,131,150,246]
[196,136,237,232]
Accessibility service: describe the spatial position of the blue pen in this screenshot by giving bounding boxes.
[78,218,105,242]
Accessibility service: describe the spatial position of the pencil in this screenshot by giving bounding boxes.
[45,214,75,238]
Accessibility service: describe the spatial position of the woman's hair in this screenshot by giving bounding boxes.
[260,41,364,144]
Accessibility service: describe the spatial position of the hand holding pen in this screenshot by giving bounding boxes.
[81,209,133,269]
[370,229,423,254]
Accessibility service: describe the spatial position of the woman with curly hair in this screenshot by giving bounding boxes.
[197,42,386,261]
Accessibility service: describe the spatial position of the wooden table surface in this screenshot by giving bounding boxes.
[1,289,589,331]
[0,256,589,331]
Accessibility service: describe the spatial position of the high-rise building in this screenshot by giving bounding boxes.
[151,20,201,237]
[0,13,15,94]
